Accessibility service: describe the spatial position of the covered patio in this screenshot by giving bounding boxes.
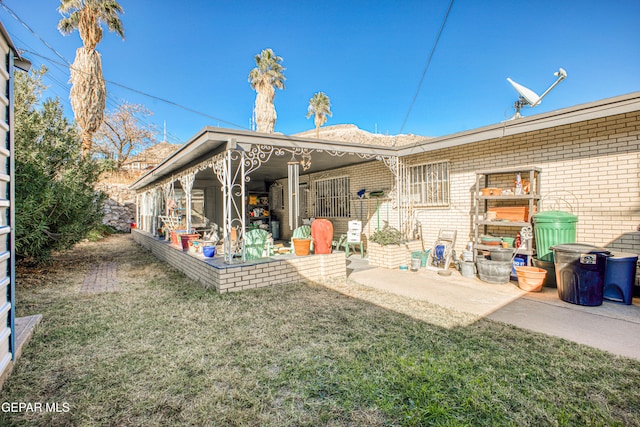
[130,127,405,291]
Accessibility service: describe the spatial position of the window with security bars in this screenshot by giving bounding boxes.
[314,176,350,218]
[407,161,450,207]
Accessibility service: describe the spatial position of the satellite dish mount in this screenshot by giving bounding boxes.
[507,68,567,119]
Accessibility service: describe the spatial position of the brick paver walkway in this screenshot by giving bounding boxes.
[80,262,118,293]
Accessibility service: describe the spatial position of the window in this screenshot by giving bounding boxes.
[269,184,284,210]
[314,176,350,218]
[408,160,450,207]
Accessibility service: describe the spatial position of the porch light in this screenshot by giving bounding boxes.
[300,154,311,171]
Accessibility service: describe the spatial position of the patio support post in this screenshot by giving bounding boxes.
[223,151,231,262]
[139,192,145,232]
[397,157,407,237]
[162,181,172,216]
[377,155,405,236]
[152,187,161,235]
[179,174,195,232]
[287,161,300,231]
[214,149,246,263]
[135,193,140,231]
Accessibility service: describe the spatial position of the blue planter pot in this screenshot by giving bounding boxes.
[203,246,216,258]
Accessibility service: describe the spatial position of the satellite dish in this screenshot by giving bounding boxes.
[507,68,567,119]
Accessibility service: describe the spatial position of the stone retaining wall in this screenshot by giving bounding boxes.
[97,183,137,232]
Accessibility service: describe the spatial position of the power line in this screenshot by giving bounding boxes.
[0,2,71,66]
[1,3,187,141]
[22,49,250,131]
[1,2,249,133]
[400,0,455,134]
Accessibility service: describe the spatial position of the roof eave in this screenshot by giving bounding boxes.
[398,92,640,156]
[129,127,399,191]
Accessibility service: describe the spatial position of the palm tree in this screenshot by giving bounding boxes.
[248,49,285,133]
[306,92,332,139]
[58,0,124,154]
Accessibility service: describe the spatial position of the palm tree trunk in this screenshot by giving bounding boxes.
[70,47,107,154]
[254,84,276,133]
[315,115,323,139]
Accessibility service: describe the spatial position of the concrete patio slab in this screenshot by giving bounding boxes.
[348,260,640,360]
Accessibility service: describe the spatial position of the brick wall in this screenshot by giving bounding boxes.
[275,111,640,261]
[133,229,346,293]
[410,111,640,255]
[273,160,398,239]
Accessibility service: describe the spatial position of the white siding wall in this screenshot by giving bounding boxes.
[0,32,15,380]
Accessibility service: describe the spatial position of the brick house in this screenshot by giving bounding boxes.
[131,92,639,291]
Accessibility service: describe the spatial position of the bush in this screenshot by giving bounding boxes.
[86,224,119,242]
[369,222,403,246]
[14,67,106,263]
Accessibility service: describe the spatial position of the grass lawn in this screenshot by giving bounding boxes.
[1,234,639,426]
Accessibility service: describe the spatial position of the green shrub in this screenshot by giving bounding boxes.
[369,222,403,245]
[14,67,106,263]
[86,224,119,242]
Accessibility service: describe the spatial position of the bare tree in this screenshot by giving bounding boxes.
[94,102,157,169]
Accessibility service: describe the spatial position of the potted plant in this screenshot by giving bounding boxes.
[292,237,312,256]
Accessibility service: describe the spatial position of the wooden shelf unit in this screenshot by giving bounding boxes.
[246,192,270,230]
[473,166,541,262]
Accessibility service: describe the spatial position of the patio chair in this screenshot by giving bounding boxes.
[333,234,365,258]
[426,229,457,271]
[244,228,269,260]
[332,235,347,252]
[159,215,181,239]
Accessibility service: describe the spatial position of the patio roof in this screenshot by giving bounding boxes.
[130,127,399,190]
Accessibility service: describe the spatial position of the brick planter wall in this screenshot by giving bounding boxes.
[133,229,346,293]
[367,240,423,270]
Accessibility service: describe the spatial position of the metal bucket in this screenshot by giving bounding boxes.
[460,261,476,278]
[411,258,421,271]
[476,258,512,284]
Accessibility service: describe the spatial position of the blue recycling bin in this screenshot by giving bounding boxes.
[604,252,638,305]
[551,244,611,306]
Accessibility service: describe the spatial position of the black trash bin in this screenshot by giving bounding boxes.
[551,244,611,306]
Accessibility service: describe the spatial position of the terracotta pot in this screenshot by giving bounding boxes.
[180,234,200,251]
[292,238,311,256]
[515,266,547,292]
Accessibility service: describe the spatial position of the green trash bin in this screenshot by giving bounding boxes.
[533,210,578,258]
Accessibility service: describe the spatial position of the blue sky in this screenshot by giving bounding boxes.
[2,0,639,144]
